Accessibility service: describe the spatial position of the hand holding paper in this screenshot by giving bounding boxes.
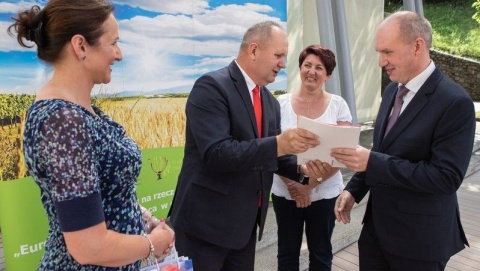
[276,127,320,156]
[330,145,371,172]
[297,116,361,168]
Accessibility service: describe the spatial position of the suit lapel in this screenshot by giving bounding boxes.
[376,83,397,146]
[379,68,443,151]
[228,61,261,138]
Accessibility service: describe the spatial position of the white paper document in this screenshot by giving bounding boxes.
[297,116,361,168]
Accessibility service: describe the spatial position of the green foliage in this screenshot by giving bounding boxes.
[426,1,480,60]
[386,1,480,60]
[473,0,480,24]
[385,1,404,13]
[423,0,473,5]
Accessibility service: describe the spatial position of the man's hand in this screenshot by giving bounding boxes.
[276,127,320,156]
[331,146,370,172]
[335,190,355,224]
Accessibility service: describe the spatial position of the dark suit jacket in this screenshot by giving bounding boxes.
[346,67,475,261]
[168,61,299,250]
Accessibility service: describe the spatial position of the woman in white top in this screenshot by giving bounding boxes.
[271,45,352,271]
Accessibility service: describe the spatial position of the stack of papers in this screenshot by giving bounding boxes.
[297,116,361,168]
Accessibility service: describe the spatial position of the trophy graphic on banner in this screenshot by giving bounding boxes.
[150,156,169,181]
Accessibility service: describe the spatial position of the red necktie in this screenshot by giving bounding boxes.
[253,85,263,207]
[253,85,262,138]
[385,85,409,136]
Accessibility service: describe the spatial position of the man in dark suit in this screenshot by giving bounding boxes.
[168,21,323,271]
[331,11,476,271]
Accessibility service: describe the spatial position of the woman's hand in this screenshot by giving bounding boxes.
[295,194,312,208]
[149,220,175,260]
[286,180,311,199]
[140,205,160,233]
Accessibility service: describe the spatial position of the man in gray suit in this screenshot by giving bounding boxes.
[331,11,475,271]
[169,21,323,271]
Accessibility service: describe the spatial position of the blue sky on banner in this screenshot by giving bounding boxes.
[0,0,286,95]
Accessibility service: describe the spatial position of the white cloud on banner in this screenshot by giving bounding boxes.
[0,1,286,94]
[114,0,210,15]
[0,1,38,13]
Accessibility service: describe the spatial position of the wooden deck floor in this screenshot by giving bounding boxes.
[332,169,480,271]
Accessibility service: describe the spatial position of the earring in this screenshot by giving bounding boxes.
[82,55,86,60]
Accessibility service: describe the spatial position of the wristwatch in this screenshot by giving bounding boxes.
[297,165,309,185]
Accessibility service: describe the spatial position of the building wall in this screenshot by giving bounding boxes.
[287,0,384,123]
[382,51,480,101]
[431,51,480,101]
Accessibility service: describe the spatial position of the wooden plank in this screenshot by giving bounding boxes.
[343,244,359,256]
[335,250,359,265]
[447,256,480,271]
[332,254,359,271]
[331,265,347,271]
[454,248,480,264]
[332,167,480,271]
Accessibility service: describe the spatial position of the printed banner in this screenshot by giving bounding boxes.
[0,1,286,270]
[0,177,48,271]
[0,147,183,270]
[136,148,185,219]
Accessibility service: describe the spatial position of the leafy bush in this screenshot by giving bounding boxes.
[474,0,480,24]
[386,1,480,60]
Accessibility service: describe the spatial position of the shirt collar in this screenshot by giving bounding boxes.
[402,60,435,94]
[235,60,257,92]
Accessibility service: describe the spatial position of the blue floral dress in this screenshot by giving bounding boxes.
[23,99,145,271]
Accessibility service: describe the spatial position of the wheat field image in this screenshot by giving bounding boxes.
[0,95,187,181]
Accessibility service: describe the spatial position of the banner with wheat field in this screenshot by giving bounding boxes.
[0,1,287,270]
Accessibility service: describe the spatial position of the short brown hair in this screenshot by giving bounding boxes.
[298,44,336,76]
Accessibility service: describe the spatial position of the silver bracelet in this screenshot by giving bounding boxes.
[140,234,159,269]
[143,233,155,260]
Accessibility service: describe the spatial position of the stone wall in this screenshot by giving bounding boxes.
[381,50,480,101]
